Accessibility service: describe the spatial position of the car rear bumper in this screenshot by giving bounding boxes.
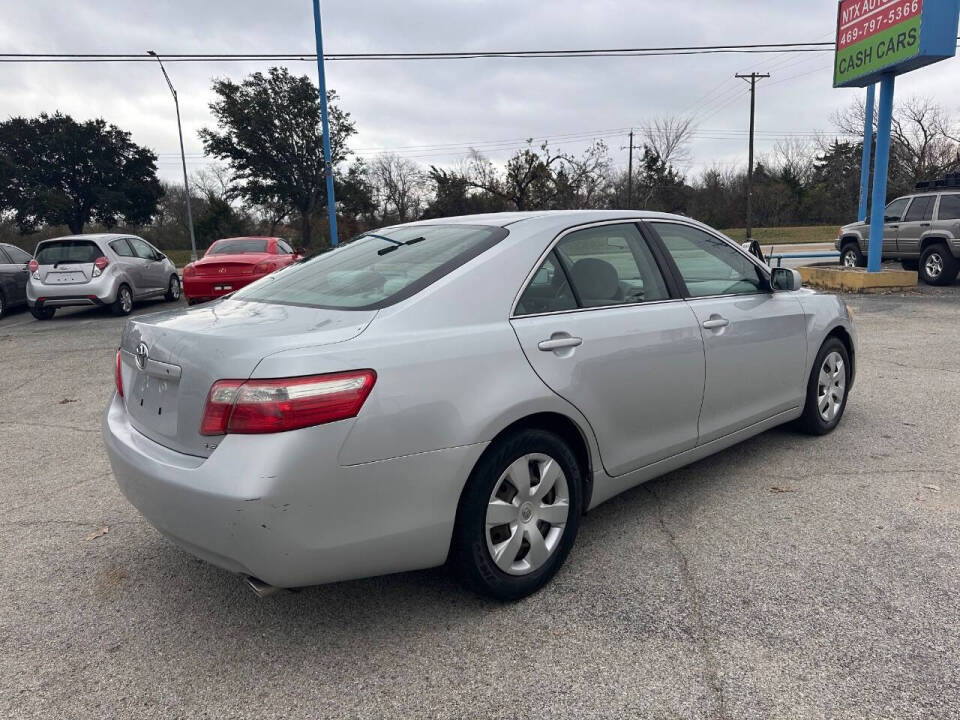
[102,393,487,587]
[27,274,117,307]
[182,275,257,301]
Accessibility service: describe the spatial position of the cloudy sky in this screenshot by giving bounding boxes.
[2,0,958,184]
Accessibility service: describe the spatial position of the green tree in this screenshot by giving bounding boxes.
[0,112,162,234]
[199,67,356,248]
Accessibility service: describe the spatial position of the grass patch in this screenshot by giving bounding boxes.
[164,250,195,268]
[719,226,838,245]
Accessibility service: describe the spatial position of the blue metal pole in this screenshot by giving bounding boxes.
[858,84,876,223]
[867,74,895,273]
[312,0,339,247]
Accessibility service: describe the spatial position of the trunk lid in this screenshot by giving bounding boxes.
[118,298,377,457]
[40,262,93,285]
[193,254,265,276]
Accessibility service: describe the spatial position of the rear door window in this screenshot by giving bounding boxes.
[904,196,935,222]
[110,239,135,257]
[35,240,102,265]
[231,224,507,310]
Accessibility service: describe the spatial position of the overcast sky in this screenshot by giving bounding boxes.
[2,0,958,184]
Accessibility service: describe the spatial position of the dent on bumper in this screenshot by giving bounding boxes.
[103,394,487,587]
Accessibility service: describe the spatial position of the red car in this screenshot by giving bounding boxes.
[182,237,303,305]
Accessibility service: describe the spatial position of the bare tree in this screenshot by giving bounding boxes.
[371,152,425,223]
[771,138,816,184]
[641,116,696,167]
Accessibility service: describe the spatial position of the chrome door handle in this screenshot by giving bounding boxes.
[920,222,931,227]
[702,317,729,330]
[538,336,583,351]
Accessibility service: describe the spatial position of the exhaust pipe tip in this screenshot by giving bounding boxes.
[243,575,280,598]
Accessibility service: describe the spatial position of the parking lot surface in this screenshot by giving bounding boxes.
[1,287,958,719]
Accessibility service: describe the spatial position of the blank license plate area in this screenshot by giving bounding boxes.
[128,372,179,436]
[49,272,85,284]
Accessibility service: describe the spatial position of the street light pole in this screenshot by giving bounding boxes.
[148,50,198,262]
[312,0,339,247]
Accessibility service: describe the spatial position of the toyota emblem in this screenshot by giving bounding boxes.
[135,342,149,371]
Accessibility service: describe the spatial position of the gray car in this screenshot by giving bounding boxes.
[27,234,181,320]
[0,243,33,318]
[103,211,857,600]
[836,191,960,285]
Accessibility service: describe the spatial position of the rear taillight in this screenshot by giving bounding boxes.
[183,264,195,277]
[115,350,124,397]
[28,259,39,279]
[92,256,110,278]
[253,260,278,275]
[200,370,377,436]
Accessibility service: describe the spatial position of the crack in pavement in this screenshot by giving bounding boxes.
[644,484,727,720]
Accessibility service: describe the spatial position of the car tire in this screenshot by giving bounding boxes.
[796,337,851,436]
[840,243,866,269]
[918,243,959,286]
[451,428,582,601]
[111,284,134,316]
[30,305,55,321]
[165,275,181,302]
[901,259,919,272]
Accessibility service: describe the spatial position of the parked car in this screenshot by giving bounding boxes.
[0,243,33,319]
[836,190,960,285]
[182,237,303,305]
[27,234,180,320]
[104,211,857,600]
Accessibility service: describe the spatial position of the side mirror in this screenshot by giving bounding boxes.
[741,239,766,264]
[770,267,802,292]
[295,247,307,256]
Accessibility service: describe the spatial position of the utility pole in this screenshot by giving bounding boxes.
[735,72,769,240]
[623,130,635,208]
[148,50,198,262]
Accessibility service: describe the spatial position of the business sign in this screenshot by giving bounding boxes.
[834,0,960,87]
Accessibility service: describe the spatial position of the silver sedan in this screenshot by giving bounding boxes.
[103,211,857,600]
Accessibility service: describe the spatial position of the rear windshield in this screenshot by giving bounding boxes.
[231,224,507,310]
[35,240,102,265]
[208,239,269,255]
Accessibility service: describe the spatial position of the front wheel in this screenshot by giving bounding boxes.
[165,275,181,302]
[840,243,865,269]
[919,243,959,286]
[451,429,582,601]
[111,284,133,316]
[796,338,851,436]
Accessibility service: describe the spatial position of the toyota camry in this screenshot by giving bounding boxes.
[103,211,857,600]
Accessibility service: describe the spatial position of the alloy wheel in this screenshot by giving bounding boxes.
[170,277,181,299]
[120,287,132,313]
[842,250,858,268]
[924,251,944,279]
[485,453,570,576]
[817,351,846,422]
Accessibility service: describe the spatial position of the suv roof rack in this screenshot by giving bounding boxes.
[916,172,960,190]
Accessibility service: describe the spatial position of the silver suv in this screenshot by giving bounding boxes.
[836,192,960,285]
[27,234,181,320]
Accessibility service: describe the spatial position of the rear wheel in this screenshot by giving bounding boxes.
[30,305,55,320]
[111,284,133,316]
[840,243,865,269]
[165,275,181,302]
[451,429,582,601]
[919,243,959,286]
[796,337,851,436]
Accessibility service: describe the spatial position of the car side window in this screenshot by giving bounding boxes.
[652,222,764,298]
[0,247,12,264]
[515,252,577,316]
[937,194,960,220]
[277,239,294,254]
[884,198,910,222]
[110,239,135,257]
[553,224,669,307]
[904,196,935,222]
[128,237,157,260]
[2,245,30,263]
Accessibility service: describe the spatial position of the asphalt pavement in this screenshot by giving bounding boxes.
[1,284,958,719]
